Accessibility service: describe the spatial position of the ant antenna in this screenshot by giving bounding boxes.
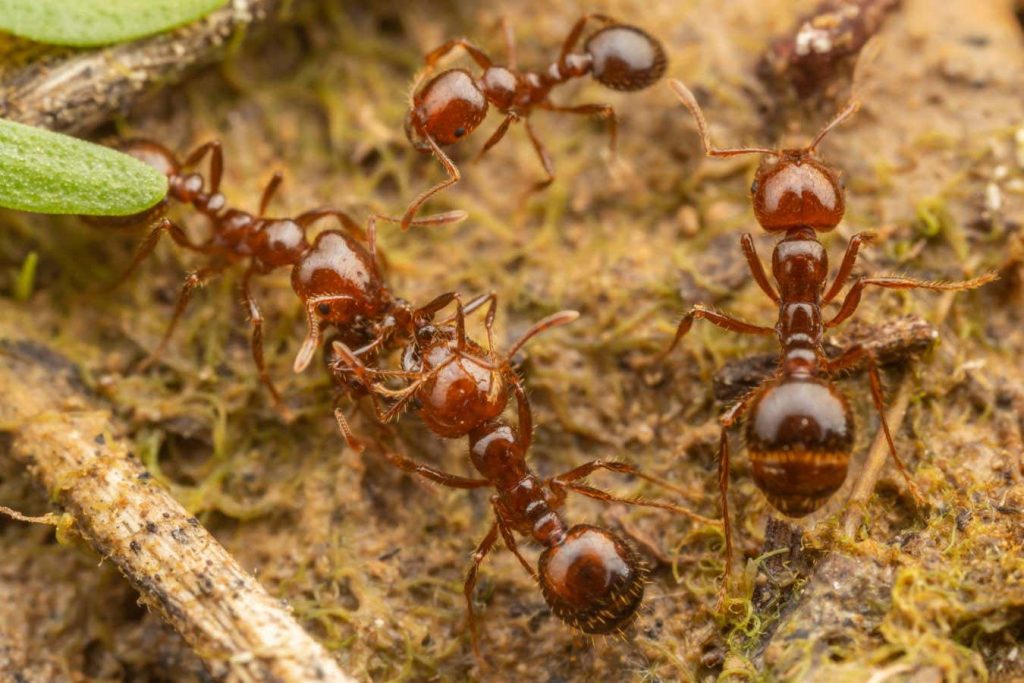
[505,310,580,359]
[805,100,861,153]
[668,79,779,159]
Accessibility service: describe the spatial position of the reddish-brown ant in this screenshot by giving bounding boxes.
[110,139,465,421]
[401,14,667,227]
[658,81,995,599]
[329,298,718,658]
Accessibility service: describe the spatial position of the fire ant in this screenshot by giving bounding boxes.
[329,297,718,657]
[401,14,667,227]
[109,139,465,421]
[658,81,995,598]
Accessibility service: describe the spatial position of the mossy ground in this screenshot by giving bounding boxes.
[1,0,1022,681]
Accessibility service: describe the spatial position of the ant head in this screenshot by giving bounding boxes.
[414,331,508,438]
[406,69,488,148]
[538,525,646,634]
[750,151,845,232]
[584,24,667,91]
[669,79,858,233]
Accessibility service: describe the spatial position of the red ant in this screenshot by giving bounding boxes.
[110,139,465,421]
[400,14,667,227]
[329,298,718,658]
[658,81,995,599]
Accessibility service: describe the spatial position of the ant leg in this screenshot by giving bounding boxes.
[657,305,774,362]
[258,172,284,217]
[483,293,497,354]
[494,500,536,579]
[499,17,517,70]
[522,119,556,195]
[182,140,224,192]
[822,232,874,303]
[826,272,996,328]
[510,376,533,451]
[376,446,490,489]
[740,234,779,303]
[241,264,294,423]
[824,345,924,506]
[541,102,618,158]
[557,13,615,68]
[424,39,493,70]
[109,218,208,290]
[713,392,756,609]
[474,113,518,163]
[295,207,367,242]
[400,135,461,231]
[137,264,227,371]
[464,521,499,663]
[550,461,719,526]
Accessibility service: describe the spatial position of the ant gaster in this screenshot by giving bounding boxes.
[112,139,465,421]
[400,14,667,228]
[659,81,995,598]
[330,299,718,658]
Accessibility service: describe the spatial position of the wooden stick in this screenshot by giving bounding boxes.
[0,0,280,135]
[0,336,354,683]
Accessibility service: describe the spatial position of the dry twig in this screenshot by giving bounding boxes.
[0,333,354,683]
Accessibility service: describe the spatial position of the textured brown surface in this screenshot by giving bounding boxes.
[0,0,1022,680]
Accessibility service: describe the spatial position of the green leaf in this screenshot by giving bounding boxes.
[0,119,167,216]
[0,0,227,47]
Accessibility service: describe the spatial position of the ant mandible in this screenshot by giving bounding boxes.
[329,298,718,658]
[110,139,465,422]
[658,81,995,599]
[401,13,667,228]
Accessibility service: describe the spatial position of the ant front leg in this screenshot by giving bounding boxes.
[498,17,517,70]
[241,264,294,423]
[182,140,224,193]
[541,102,618,159]
[424,39,493,71]
[550,460,719,526]
[258,172,284,217]
[824,345,924,506]
[826,273,996,328]
[137,263,228,371]
[657,304,774,363]
[740,234,779,303]
[821,232,874,304]
[475,113,519,163]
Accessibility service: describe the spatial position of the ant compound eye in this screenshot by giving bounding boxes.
[317,303,331,316]
[453,127,466,138]
[750,179,760,195]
